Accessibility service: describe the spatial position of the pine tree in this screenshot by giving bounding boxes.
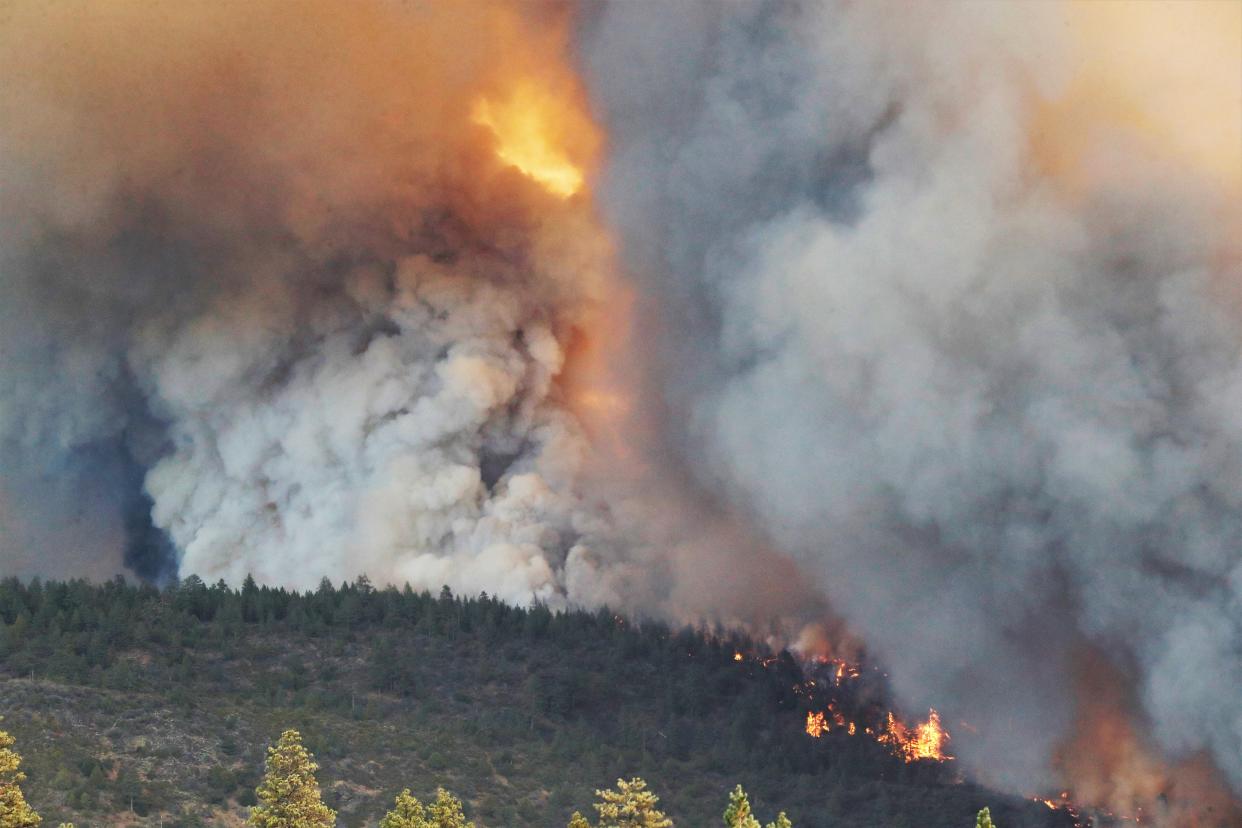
[247,730,336,828]
[379,788,473,828]
[426,788,473,828]
[594,778,673,828]
[567,811,592,828]
[0,722,41,828]
[724,785,791,828]
[724,786,758,828]
[380,789,426,828]
[976,807,996,828]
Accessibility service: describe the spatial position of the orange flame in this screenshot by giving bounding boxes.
[877,709,952,763]
[804,704,950,763]
[472,79,596,198]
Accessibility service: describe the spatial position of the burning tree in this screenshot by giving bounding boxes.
[876,709,952,762]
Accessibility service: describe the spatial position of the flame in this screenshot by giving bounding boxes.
[877,709,953,763]
[803,702,951,762]
[472,80,595,198]
[784,653,951,763]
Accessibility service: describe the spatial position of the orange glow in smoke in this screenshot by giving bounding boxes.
[472,79,598,198]
[1036,0,1242,193]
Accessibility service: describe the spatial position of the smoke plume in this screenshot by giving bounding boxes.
[2,0,1241,821]
[579,0,1242,816]
[0,0,821,625]
[0,0,620,601]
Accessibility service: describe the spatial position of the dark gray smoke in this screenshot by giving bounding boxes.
[578,0,1242,809]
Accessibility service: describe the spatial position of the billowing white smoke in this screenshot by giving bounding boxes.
[0,1,635,605]
[138,254,594,601]
[0,0,822,626]
[4,0,1241,814]
[580,0,1242,806]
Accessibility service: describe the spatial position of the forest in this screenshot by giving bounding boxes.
[0,577,1070,827]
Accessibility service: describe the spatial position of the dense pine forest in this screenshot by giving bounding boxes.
[0,577,1071,827]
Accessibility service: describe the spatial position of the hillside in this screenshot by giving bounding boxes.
[0,577,1072,827]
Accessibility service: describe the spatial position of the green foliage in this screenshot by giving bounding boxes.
[0,722,41,828]
[380,788,474,828]
[975,807,995,828]
[724,785,757,828]
[594,778,673,828]
[380,789,427,828]
[567,811,592,828]
[247,730,335,828]
[426,788,474,828]
[0,577,1062,827]
[724,785,791,828]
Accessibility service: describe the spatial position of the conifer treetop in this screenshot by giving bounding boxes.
[379,787,474,828]
[379,789,427,828]
[247,729,336,828]
[0,721,42,828]
[594,778,673,828]
[724,785,792,828]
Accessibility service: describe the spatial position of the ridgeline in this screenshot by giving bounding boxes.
[0,576,1070,827]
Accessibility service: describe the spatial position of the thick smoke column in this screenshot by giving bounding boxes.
[4,0,1242,821]
[579,0,1242,818]
[0,0,623,603]
[0,0,821,627]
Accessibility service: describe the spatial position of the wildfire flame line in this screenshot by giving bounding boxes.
[804,705,952,763]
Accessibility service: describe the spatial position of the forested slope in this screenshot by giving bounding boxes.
[0,577,1070,827]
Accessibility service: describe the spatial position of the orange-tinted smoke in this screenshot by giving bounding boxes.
[1033,0,1242,198]
[1054,654,1241,827]
[0,1,605,258]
